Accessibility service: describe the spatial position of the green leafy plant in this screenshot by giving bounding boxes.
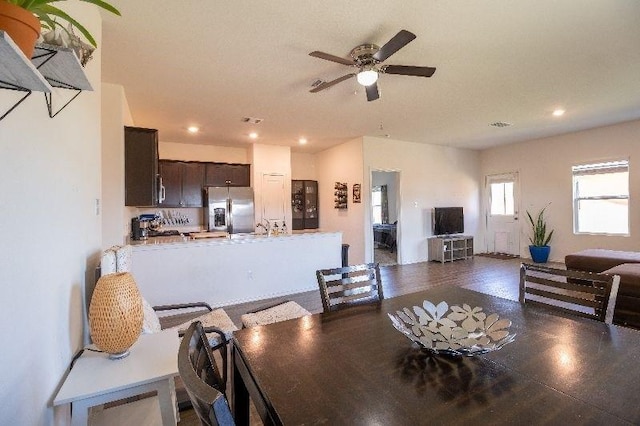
[526,206,554,247]
[6,0,121,47]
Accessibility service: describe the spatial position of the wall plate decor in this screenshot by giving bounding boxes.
[353,184,361,203]
[334,182,348,209]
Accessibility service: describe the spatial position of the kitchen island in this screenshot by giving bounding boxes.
[130,232,342,308]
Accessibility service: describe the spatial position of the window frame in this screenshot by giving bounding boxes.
[572,159,630,236]
[489,181,515,217]
[372,186,382,225]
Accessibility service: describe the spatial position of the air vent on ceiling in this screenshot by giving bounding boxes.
[311,79,324,88]
[241,117,263,124]
[489,121,513,128]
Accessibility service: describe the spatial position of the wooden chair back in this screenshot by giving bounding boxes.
[316,263,384,313]
[178,321,235,426]
[519,263,620,324]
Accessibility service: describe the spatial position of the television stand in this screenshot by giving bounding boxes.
[428,235,474,263]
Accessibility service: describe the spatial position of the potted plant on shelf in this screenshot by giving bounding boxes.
[526,206,554,263]
[0,0,120,58]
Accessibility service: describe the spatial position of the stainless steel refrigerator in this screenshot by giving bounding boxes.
[205,187,255,234]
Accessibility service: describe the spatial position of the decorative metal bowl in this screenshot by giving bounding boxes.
[388,300,516,356]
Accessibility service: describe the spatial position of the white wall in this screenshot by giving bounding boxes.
[481,119,640,261]
[291,152,317,180]
[101,83,134,248]
[363,137,481,265]
[315,138,365,264]
[0,5,102,425]
[250,144,292,231]
[372,171,399,224]
[159,141,248,163]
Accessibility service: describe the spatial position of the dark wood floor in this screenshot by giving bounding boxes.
[179,256,532,425]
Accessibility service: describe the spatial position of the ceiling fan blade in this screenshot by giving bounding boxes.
[365,82,380,102]
[310,73,356,93]
[309,51,356,66]
[373,30,416,62]
[382,65,436,77]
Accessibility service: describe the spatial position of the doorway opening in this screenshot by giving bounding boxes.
[371,171,400,266]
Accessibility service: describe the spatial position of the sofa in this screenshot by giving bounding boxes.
[565,249,640,328]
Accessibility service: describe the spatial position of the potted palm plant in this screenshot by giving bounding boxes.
[526,206,554,263]
[0,0,120,58]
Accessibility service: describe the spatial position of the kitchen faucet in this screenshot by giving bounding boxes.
[256,220,270,236]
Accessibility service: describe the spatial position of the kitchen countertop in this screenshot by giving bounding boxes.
[129,231,340,250]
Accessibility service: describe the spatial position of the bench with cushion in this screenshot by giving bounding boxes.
[565,249,640,328]
[241,300,311,328]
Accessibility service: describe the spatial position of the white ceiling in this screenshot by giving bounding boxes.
[101,1,640,153]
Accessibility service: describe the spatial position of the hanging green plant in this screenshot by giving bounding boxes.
[5,0,121,48]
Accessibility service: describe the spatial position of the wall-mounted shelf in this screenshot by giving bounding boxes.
[0,30,51,120]
[0,30,93,121]
[31,43,93,118]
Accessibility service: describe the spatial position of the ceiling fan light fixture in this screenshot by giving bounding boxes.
[357,69,378,86]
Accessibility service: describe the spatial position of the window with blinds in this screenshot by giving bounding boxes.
[372,186,382,224]
[572,160,629,235]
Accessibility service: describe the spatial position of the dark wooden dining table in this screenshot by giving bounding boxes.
[232,286,640,425]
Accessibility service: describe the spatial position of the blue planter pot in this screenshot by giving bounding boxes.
[529,245,550,263]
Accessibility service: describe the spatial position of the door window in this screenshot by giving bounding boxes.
[490,182,515,216]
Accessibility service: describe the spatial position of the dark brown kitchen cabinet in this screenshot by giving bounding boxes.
[125,126,159,207]
[158,160,205,207]
[204,163,251,187]
[292,180,319,230]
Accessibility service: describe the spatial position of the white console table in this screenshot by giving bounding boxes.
[428,235,474,263]
[54,329,179,426]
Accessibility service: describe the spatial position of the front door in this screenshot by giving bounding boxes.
[485,172,520,256]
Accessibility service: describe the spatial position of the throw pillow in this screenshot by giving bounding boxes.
[141,297,161,334]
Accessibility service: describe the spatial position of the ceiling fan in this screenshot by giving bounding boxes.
[308,29,436,102]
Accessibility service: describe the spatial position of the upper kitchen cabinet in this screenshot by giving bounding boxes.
[205,163,251,187]
[125,126,158,207]
[159,160,205,207]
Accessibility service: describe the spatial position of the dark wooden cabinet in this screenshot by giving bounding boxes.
[158,160,205,207]
[182,162,206,206]
[205,163,250,187]
[125,126,158,207]
[158,161,182,207]
[292,180,319,230]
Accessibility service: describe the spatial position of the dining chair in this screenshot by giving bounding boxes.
[519,263,620,324]
[316,262,384,312]
[178,321,235,426]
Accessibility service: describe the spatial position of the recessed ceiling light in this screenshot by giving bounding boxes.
[249,132,258,139]
[187,126,199,134]
[553,109,566,117]
[299,137,307,145]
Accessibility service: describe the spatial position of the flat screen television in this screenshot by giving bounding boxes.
[433,207,464,235]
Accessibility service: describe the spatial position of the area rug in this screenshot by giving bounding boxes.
[476,252,521,260]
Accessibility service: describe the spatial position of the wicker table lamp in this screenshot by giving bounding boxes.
[89,272,143,359]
